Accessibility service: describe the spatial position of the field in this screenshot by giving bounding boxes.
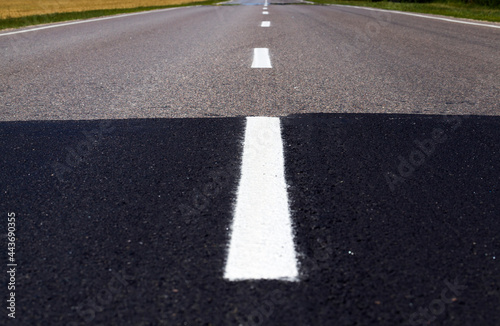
[0,0,200,19]
[1,0,499,30]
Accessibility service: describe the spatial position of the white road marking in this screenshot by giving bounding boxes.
[224,117,299,281]
[261,21,271,27]
[263,6,268,10]
[333,4,500,29]
[251,48,272,68]
[0,7,182,37]
[263,11,269,15]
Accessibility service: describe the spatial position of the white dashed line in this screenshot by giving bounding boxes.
[261,21,271,27]
[224,117,299,281]
[263,11,269,15]
[263,6,268,10]
[251,48,272,68]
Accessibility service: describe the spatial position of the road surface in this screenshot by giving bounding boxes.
[1,1,499,325]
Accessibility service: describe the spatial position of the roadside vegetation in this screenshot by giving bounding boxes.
[1,0,499,31]
[309,0,500,22]
[0,0,223,30]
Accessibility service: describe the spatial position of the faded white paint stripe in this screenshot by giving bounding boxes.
[251,48,272,68]
[263,6,268,10]
[0,7,182,37]
[261,21,271,27]
[224,117,298,281]
[333,4,500,29]
[263,11,269,15]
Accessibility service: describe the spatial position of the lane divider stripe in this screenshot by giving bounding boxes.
[251,48,272,68]
[224,117,299,281]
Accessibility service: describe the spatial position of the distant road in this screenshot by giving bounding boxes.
[0,1,498,121]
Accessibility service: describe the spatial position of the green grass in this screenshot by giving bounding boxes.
[1,0,498,31]
[0,0,224,31]
[308,0,500,22]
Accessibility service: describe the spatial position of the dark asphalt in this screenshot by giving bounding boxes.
[1,0,500,325]
[1,114,499,325]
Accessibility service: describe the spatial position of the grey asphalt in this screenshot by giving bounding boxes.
[0,2,498,121]
[1,1,500,325]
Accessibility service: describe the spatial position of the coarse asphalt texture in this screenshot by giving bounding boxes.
[1,114,500,325]
[0,0,499,120]
[1,0,499,325]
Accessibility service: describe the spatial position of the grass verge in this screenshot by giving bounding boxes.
[308,0,500,22]
[0,0,224,31]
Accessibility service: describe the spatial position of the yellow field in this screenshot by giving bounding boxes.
[0,0,199,19]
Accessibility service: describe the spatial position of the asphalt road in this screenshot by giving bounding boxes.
[1,114,500,326]
[0,1,499,120]
[1,1,500,325]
